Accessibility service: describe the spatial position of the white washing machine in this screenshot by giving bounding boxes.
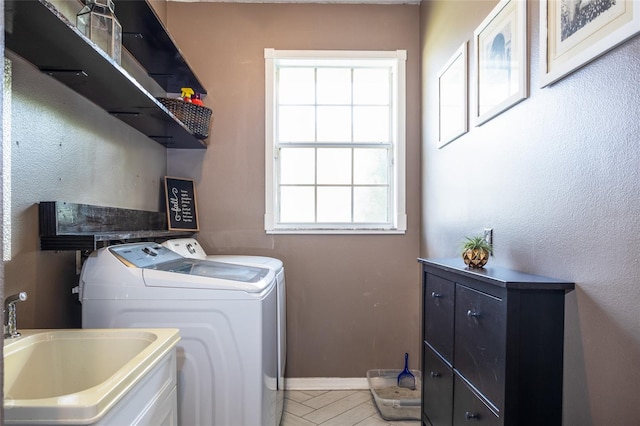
[79,242,279,426]
[161,238,287,424]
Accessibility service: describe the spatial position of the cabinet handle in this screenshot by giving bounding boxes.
[431,292,442,298]
[467,309,481,319]
[429,371,441,378]
[465,411,480,421]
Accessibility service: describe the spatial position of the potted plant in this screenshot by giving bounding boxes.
[461,235,492,268]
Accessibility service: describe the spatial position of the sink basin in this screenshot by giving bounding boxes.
[4,328,180,424]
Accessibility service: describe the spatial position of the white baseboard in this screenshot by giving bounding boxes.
[284,377,369,390]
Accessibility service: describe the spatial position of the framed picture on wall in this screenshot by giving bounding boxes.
[438,42,468,148]
[164,176,200,231]
[474,0,528,126]
[540,0,640,87]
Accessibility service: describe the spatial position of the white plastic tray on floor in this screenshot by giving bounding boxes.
[366,369,421,421]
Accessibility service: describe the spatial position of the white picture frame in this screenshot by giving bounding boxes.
[540,0,640,87]
[438,42,468,148]
[474,0,528,126]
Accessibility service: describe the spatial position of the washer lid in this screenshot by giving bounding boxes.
[153,258,269,283]
[205,255,282,271]
[107,243,273,292]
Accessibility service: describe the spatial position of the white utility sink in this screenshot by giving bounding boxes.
[4,328,180,425]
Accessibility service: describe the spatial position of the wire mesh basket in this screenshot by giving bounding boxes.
[158,97,212,139]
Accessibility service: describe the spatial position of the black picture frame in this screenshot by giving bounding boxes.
[164,176,199,231]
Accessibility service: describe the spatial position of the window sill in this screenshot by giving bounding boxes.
[265,229,406,235]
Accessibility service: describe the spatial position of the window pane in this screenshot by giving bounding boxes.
[279,68,315,104]
[317,148,351,185]
[267,51,405,232]
[353,106,389,142]
[317,187,351,222]
[354,187,388,222]
[280,148,315,184]
[354,149,388,184]
[317,106,351,142]
[353,68,389,105]
[279,106,315,142]
[280,186,315,222]
[317,68,351,105]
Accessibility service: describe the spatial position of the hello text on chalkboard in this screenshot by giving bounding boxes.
[164,177,199,231]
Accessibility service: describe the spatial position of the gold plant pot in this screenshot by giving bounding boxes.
[462,248,489,268]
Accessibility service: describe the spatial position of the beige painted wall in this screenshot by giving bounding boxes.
[421,1,640,424]
[165,2,422,378]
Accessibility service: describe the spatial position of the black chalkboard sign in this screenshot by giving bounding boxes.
[164,177,199,231]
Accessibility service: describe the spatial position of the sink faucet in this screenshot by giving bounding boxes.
[4,292,27,338]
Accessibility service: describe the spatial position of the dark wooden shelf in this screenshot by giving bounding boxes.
[5,0,207,149]
[39,202,195,251]
[117,1,207,95]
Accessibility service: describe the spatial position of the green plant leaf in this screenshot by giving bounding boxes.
[461,235,493,255]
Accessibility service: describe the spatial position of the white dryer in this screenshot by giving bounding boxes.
[80,242,279,426]
[161,238,287,424]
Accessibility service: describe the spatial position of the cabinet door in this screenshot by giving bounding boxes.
[453,375,500,426]
[422,344,453,426]
[454,284,505,412]
[424,273,455,361]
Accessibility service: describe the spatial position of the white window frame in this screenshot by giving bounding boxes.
[264,48,407,234]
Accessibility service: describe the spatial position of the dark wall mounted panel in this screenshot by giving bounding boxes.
[39,201,194,251]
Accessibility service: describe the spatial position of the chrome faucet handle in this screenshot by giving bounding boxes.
[5,292,28,308]
[4,291,27,338]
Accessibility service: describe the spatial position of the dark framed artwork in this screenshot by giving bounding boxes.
[164,176,199,231]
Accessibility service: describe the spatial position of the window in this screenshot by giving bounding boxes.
[264,49,407,234]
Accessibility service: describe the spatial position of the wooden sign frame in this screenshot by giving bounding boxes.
[164,176,200,231]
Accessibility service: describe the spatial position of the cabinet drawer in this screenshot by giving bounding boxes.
[453,375,500,426]
[422,344,453,426]
[454,284,505,411]
[424,273,455,361]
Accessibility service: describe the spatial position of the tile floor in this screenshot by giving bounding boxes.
[281,389,419,426]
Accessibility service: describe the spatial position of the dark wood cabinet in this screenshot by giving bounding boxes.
[424,273,455,361]
[419,258,574,426]
[453,375,500,426]
[422,344,454,425]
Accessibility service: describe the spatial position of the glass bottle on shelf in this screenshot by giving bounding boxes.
[76,0,122,65]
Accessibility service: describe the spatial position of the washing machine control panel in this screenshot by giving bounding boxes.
[110,243,183,268]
